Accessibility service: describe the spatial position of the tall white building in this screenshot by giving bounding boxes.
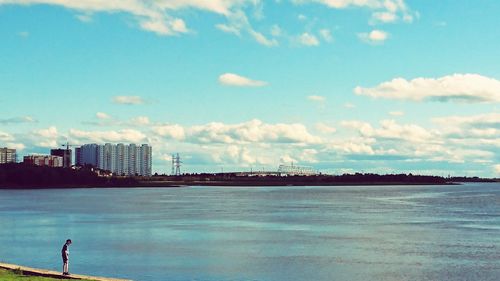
[76,143,152,176]
[139,144,152,177]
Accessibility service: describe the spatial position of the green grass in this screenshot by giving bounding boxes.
[0,268,60,281]
[0,268,99,281]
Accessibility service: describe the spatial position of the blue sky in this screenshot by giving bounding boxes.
[0,0,499,176]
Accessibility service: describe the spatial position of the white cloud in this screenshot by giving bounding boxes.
[112,96,145,105]
[152,124,186,140]
[0,131,14,142]
[0,116,36,124]
[358,29,389,44]
[319,28,333,42]
[433,113,500,128]
[33,126,59,147]
[328,137,375,155]
[342,119,434,143]
[0,0,195,36]
[250,29,279,47]
[494,164,500,175]
[1,0,414,46]
[303,0,380,9]
[69,128,146,144]
[299,148,318,163]
[35,126,58,139]
[140,18,174,35]
[355,74,500,103]
[170,18,188,33]
[6,142,25,151]
[0,0,281,40]
[139,17,188,35]
[371,11,397,23]
[298,32,320,46]
[219,73,268,87]
[131,116,150,126]
[219,145,259,165]
[315,122,336,134]
[152,119,322,145]
[75,13,92,23]
[216,9,278,47]
[188,119,322,144]
[280,154,297,164]
[294,0,415,25]
[216,24,241,36]
[308,95,326,102]
[4,112,496,175]
[96,112,111,120]
[433,113,500,139]
[331,113,499,168]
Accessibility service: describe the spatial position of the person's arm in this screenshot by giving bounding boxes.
[63,245,69,259]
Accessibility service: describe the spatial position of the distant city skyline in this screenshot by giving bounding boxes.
[0,1,498,176]
[76,143,152,176]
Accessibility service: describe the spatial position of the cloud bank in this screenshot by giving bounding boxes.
[355,74,500,103]
[0,0,415,46]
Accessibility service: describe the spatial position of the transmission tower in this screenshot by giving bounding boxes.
[171,153,182,176]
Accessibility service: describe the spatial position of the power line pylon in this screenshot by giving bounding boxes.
[171,153,182,176]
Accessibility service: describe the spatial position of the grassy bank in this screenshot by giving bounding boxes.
[0,268,78,280]
[0,263,126,281]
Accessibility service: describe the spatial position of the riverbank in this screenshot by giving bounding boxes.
[2,163,497,189]
[0,262,131,281]
[140,173,456,187]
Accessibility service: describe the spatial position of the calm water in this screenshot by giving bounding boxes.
[0,183,499,281]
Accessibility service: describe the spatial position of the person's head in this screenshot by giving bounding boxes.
[66,239,72,245]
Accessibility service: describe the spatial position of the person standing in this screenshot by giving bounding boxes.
[61,239,72,275]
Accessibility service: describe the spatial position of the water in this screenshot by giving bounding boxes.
[0,183,499,281]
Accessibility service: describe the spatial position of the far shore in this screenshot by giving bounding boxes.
[0,180,463,189]
[1,163,497,189]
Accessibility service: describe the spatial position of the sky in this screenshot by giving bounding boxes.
[0,0,499,177]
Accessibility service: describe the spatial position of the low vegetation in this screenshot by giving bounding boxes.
[0,163,138,188]
[0,268,66,281]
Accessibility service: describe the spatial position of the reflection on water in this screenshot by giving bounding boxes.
[0,183,499,281]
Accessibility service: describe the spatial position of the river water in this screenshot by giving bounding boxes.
[0,183,499,281]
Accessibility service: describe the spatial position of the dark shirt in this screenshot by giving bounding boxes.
[61,244,69,260]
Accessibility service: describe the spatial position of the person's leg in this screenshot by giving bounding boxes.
[63,261,69,274]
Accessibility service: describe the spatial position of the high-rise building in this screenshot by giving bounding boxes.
[75,144,99,167]
[0,147,16,164]
[140,144,152,177]
[75,143,152,176]
[24,155,63,167]
[50,149,72,168]
[116,143,128,176]
[128,144,138,176]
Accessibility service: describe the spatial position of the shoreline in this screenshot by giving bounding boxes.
[0,181,462,189]
[0,262,131,281]
[2,164,495,189]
